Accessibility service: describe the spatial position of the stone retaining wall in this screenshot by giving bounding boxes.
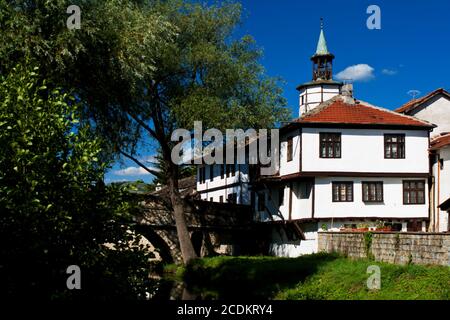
[318,231,450,266]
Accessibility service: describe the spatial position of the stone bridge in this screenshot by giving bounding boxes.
[135,194,265,264]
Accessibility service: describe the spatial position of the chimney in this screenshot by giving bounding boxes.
[342,83,353,97]
[341,83,355,104]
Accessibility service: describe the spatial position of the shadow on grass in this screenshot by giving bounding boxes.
[183,252,339,299]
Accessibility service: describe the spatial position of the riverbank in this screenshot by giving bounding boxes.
[166,253,450,300]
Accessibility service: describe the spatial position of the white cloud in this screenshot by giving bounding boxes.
[382,68,397,76]
[335,64,375,82]
[104,178,127,183]
[113,166,152,176]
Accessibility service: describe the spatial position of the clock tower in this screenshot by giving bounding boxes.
[297,19,342,116]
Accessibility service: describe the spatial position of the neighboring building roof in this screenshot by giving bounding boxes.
[430,133,450,151]
[284,95,435,130]
[151,175,197,199]
[395,88,450,114]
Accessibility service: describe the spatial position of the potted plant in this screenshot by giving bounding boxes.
[354,223,369,232]
[375,220,392,232]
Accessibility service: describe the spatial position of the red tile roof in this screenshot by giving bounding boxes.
[430,133,450,150]
[292,96,434,128]
[395,88,450,114]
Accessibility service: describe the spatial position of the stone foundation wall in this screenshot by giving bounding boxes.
[318,231,450,266]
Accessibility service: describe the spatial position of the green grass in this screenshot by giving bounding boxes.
[180,253,450,300]
[162,263,185,281]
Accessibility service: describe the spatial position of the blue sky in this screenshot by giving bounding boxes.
[105,0,450,184]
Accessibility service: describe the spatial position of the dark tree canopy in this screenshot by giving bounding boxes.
[0,64,153,299]
[0,0,290,265]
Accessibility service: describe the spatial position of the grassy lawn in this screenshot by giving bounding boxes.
[172,253,450,300]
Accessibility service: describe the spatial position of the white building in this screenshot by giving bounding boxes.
[196,23,442,257]
[396,88,450,232]
[197,163,252,205]
[256,23,436,256]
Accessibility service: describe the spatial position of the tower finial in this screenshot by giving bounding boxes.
[314,19,330,56]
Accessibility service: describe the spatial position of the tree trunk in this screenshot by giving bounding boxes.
[167,172,198,265]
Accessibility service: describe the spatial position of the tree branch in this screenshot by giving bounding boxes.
[119,149,160,176]
[127,112,158,140]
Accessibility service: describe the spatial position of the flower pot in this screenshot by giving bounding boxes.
[376,227,392,232]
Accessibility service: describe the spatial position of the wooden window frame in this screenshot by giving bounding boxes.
[320,133,341,159]
[362,181,384,203]
[384,134,405,159]
[287,136,293,162]
[403,180,425,205]
[332,182,353,202]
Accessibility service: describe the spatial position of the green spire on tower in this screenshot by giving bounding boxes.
[314,18,330,56]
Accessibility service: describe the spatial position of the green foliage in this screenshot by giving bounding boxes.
[180,254,450,300]
[364,231,374,259]
[0,0,176,153]
[0,0,290,156]
[0,0,291,266]
[0,64,152,300]
[375,220,385,229]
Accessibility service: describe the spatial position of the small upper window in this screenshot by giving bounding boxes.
[287,137,293,162]
[320,133,341,158]
[385,134,405,159]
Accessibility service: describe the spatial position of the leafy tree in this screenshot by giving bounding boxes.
[0,64,153,300]
[0,0,291,264]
